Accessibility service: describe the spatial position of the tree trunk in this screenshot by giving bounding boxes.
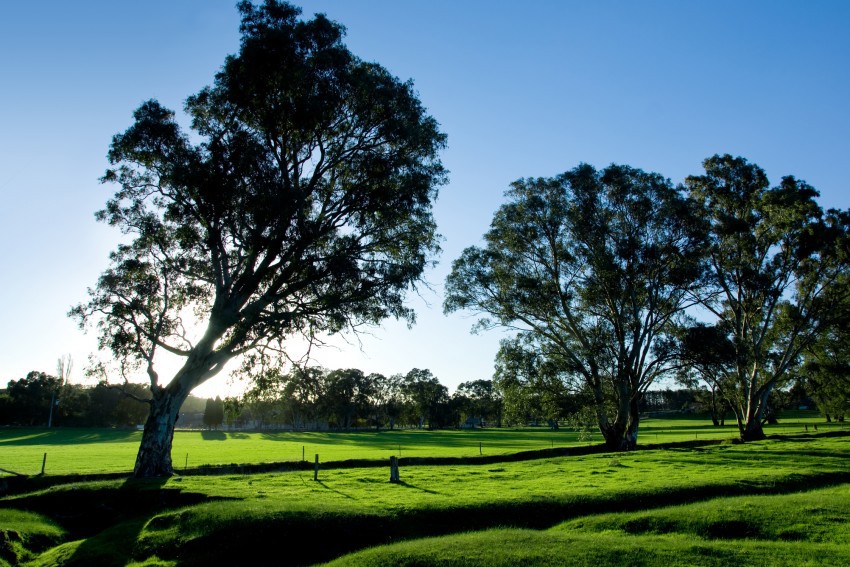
[735,384,771,442]
[133,386,190,478]
[740,419,766,441]
[598,395,640,451]
[620,396,640,450]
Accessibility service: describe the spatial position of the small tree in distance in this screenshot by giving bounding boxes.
[71,0,446,477]
[203,396,225,430]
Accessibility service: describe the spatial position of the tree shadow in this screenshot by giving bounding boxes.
[393,480,441,495]
[313,479,355,499]
[201,430,226,440]
[60,477,217,566]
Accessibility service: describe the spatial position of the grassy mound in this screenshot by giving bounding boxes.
[324,485,850,566]
[0,510,65,566]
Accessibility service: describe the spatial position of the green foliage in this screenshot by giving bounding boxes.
[399,368,451,429]
[0,375,154,428]
[446,164,707,450]
[202,397,224,430]
[685,154,850,440]
[803,318,850,421]
[70,0,446,476]
[0,509,65,565]
[2,371,61,426]
[453,379,502,427]
[493,336,584,427]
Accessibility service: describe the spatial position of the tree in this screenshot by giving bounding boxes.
[685,155,850,440]
[369,372,403,429]
[802,313,850,421]
[445,164,706,449]
[71,1,446,477]
[88,381,151,427]
[400,368,450,429]
[453,379,502,427]
[321,368,372,429]
[48,355,73,427]
[3,371,62,426]
[492,336,578,427]
[671,323,737,426]
[203,396,225,429]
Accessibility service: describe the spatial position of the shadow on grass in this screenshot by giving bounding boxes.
[0,428,140,446]
[200,430,226,441]
[29,476,239,566]
[314,480,355,500]
[393,480,441,495]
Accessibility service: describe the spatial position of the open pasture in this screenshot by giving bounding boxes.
[2,431,849,566]
[1,411,843,477]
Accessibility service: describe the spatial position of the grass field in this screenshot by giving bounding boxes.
[1,412,849,565]
[1,411,845,476]
[0,416,848,565]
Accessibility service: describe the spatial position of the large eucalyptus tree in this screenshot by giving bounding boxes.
[445,164,706,449]
[72,0,446,477]
[685,155,850,440]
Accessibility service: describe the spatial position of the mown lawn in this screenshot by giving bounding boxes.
[1,410,844,476]
[2,432,848,566]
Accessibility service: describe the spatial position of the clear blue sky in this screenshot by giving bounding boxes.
[1,1,848,398]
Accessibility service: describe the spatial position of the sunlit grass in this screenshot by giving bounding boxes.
[1,434,847,566]
[0,509,65,566]
[323,484,850,566]
[7,435,846,565]
[321,527,850,567]
[2,410,845,476]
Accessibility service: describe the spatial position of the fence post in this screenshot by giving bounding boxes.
[313,454,319,481]
[389,456,400,483]
[41,453,47,475]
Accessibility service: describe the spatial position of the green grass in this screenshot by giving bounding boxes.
[0,509,65,566]
[2,410,845,476]
[324,484,850,566]
[3,433,848,566]
[321,527,850,566]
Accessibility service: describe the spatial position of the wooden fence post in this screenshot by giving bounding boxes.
[313,454,319,481]
[389,456,400,483]
[41,453,47,475]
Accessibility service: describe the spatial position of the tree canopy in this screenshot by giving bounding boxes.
[684,155,850,440]
[72,0,446,477]
[445,163,706,449]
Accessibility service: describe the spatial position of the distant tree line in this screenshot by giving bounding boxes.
[0,371,206,428]
[1,365,836,431]
[222,367,503,431]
